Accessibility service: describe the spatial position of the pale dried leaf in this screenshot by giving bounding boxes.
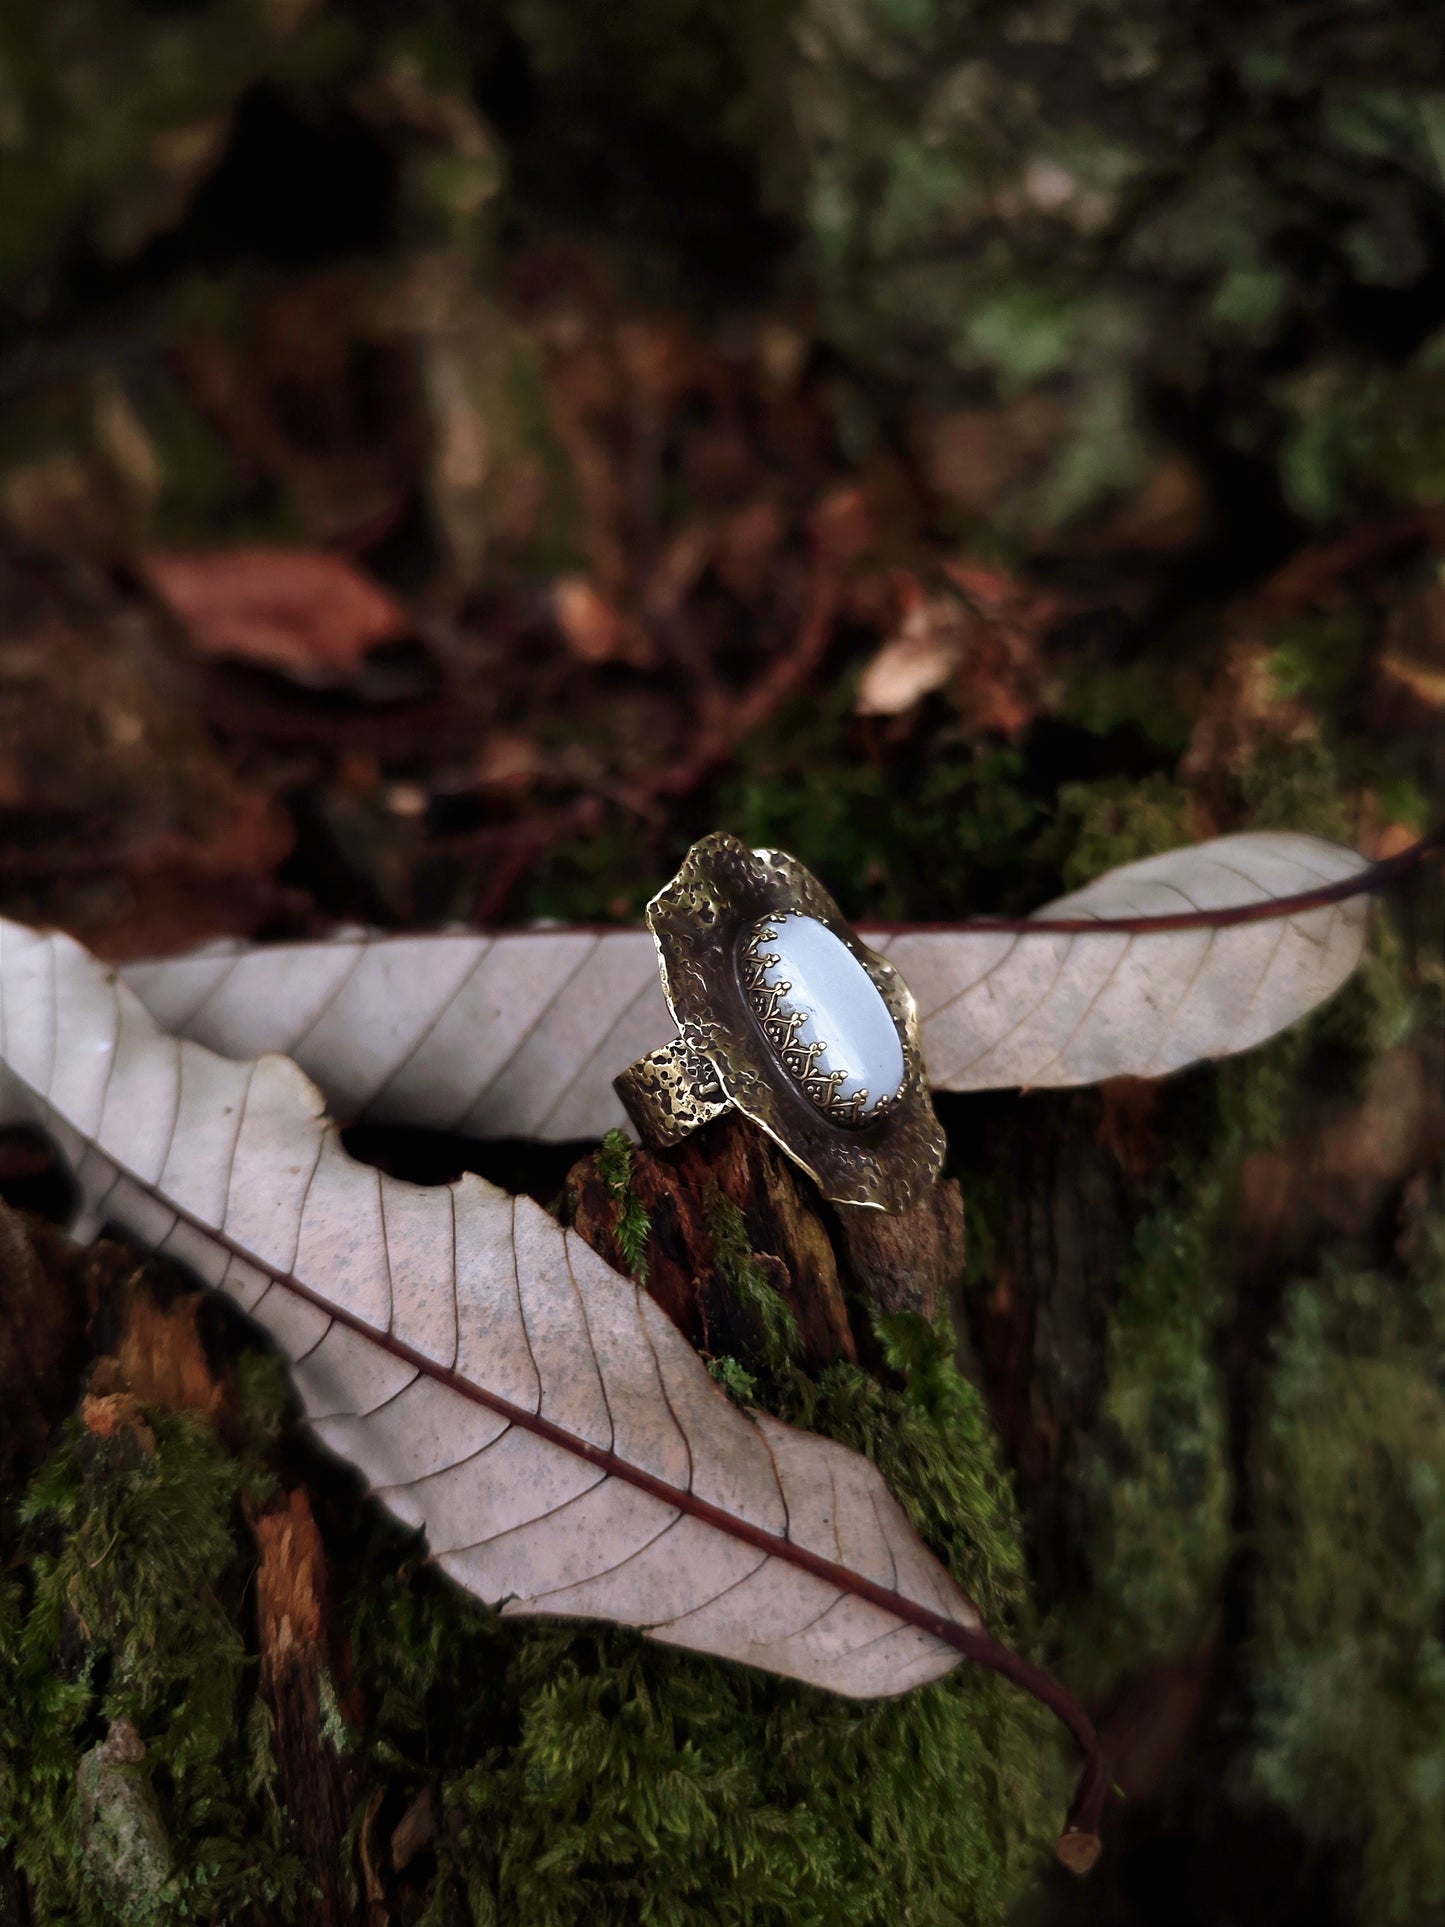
[122,929,665,1140]
[120,833,1374,1135]
[0,918,986,1701]
[855,600,963,716]
[877,832,1371,1091]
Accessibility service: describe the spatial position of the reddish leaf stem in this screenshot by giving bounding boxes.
[897,824,1445,938]
[141,1179,1108,1870]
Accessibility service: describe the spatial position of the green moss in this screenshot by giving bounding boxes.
[705,1188,800,1372]
[1045,774,1196,892]
[2,1200,1052,1925]
[0,1408,303,1925]
[1071,1172,1235,1694]
[715,696,1047,922]
[1054,660,1198,756]
[1277,371,1390,525]
[1056,776,1416,1693]
[598,1128,653,1282]
[706,1352,762,1405]
[1244,1193,1445,1922]
[344,1303,1053,1927]
[518,691,1053,930]
[1237,738,1356,842]
[517,820,663,926]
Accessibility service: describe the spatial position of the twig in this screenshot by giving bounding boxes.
[629,553,842,804]
[1259,510,1445,612]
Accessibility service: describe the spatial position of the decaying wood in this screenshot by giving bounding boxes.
[90,1263,364,1927]
[562,1112,857,1369]
[948,1089,1137,1602]
[248,1485,365,1927]
[829,1176,967,1324]
[562,1109,968,1365]
[115,1277,224,1421]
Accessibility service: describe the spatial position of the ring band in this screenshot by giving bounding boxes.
[614,1036,729,1146]
[613,833,945,1213]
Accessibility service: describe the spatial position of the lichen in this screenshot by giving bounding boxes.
[773,0,1445,534]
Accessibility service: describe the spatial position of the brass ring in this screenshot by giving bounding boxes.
[614,833,946,1213]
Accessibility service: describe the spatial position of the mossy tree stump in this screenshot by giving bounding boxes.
[560,1112,968,1374]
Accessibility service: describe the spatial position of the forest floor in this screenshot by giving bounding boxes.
[2,189,1445,1927]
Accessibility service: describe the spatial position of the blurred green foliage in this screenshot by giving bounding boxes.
[1245,1189,1445,1923]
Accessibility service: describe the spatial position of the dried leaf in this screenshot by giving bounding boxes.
[121,834,1378,1139]
[551,577,655,668]
[877,832,1372,1091]
[0,918,1066,1724]
[857,567,1053,731]
[1378,649,1445,709]
[855,595,964,717]
[139,548,410,684]
[125,928,668,1139]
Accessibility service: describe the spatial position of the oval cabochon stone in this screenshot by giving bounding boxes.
[742,913,904,1115]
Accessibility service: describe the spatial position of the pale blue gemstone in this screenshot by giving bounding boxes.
[744,913,904,1112]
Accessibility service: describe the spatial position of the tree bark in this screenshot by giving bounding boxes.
[560,1111,969,1369]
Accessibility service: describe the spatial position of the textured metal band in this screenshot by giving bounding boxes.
[614,1037,731,1147]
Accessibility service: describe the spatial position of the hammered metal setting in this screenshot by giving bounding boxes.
[616,832,946,1212]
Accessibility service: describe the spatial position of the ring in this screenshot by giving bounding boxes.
[614,833,946,1213]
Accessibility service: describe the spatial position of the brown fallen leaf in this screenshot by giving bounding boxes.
[1259,509,1445,613]
[1378,648,1445,709]
[90,785,299,960]
[390,1787,436,1875]
[714,500,787,603]
[1180,639,1318,790]
[918,396,1069,523]
[550,576,655,668]
[855,590,965,717]
[473,729,542,793]
[856,566,1050,736]
[140,547,411,683]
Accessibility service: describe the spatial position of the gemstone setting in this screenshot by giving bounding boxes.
[739,913,905,1127]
